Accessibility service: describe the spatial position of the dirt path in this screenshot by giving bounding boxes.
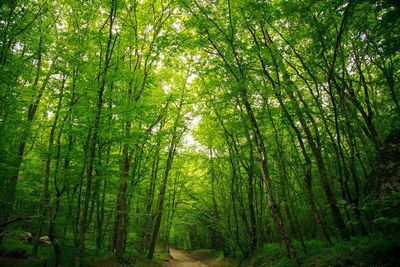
[168,248,209,267]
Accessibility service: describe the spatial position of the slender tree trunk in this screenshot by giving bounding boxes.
[1,41,52,226]
[148,99,183,260]
[32,77,66,256]
[113,143,130,257]
[75,2,116,265]
[241,89,299,265]
[48,103,70,267]
[140,137,162,253]
[209,148,224,250]
[163,174,179,252]
[243,131,257,251]
[95,149,108,251]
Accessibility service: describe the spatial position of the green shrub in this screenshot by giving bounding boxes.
[250,233,400,267]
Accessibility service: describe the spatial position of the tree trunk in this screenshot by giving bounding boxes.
[32,77,66,256]
[75,2,116,265]
[148,98,183,260]
[241,89,299,265]
[113,143,130,257]
[1,41,52,226]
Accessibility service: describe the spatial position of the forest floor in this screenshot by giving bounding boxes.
[168,248,210,267]
[1,232,399,266]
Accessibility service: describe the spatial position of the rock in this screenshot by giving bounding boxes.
[20,232,33,243]
[39,236,51,244]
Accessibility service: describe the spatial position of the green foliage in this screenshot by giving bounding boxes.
[251,234,400,267]
[1,0,399,266]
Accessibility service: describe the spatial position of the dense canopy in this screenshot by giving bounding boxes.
[0,0,399,266]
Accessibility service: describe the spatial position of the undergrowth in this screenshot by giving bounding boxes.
[249,233,400,267]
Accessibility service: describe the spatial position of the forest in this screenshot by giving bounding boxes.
[0,0,399,266]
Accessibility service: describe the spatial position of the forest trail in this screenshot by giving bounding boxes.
[168,248,209,267]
